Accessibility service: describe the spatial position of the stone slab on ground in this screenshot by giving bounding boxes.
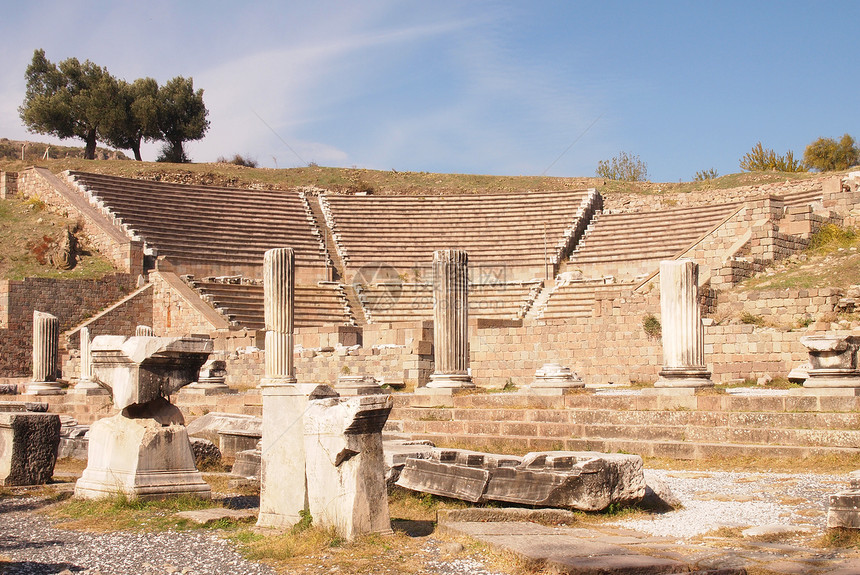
[438,520,693,575]
[175,508,259,525]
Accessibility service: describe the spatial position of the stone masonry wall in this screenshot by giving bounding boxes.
[150,272,223,337]
[0,171,17,199]
[0,274,136,376]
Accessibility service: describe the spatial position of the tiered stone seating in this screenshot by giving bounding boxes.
[192,280,355,329]
[780,187,824,207]
[568,203,739,279]
[66,172,329,279]
[537,280,636,320]
[358,282,542,323]
[323,189,594,282]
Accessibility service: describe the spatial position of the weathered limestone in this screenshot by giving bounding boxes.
[263,248,297,385]
[70,327,108,396]
[0,413,61,485]
[75,335,213,500]
[527,363,584,393]
[654,260,713,389]
[135,325,154,337]
[397,449,645,512]
[427,249,473,388]
[304,394,393,539]
[184,358,234,395]
[827,470,860,528]
[26,311,63,396]
[336,374,384,396]
[257,247,341,528]
[800,335,860,388]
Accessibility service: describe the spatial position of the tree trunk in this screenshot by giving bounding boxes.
[131,139,142,161]
[84,129,97,160]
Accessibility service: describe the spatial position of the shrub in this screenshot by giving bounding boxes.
[642,314,661,339]
[739,142,805,172]
[694,168,719,181]
[808,223,857,250]
[217,154,258,168]
[740,311,765,326]
[596,151,649,182]
[803,134,859,172]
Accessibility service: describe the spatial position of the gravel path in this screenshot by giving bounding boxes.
[0,493,505,575]
[616,469,844,538]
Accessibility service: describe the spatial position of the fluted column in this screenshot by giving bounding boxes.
[135,325,154,337]
[262,247,296,385]
[428,249,473,388]
[72,327,108,395]
[26,311,63,395]
[655,260,713,388]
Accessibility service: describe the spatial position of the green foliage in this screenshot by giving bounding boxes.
[694,168,719,181]
[290,508,313,535]
[739,311,765,326]
[19,49,122,159]
[808,223,857,250]
[596,151,649,182]
[803,134,860,172]
[642,314,661,339]
[156,76,210,163]
[103,77,160,161]
[739,142,806,172]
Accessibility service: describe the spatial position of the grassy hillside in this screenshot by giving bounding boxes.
[0,196,116,281]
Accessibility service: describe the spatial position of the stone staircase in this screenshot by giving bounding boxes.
[385,391,860,460]
[190,279,356,329]
[568,203,740,280]
[323,189,595,281]
[65,171,329,278]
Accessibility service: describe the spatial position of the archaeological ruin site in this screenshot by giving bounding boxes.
[3,165,860,573]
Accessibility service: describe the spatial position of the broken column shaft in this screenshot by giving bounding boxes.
[262,247,296,385]
[428,249,473,388]
[26,311,62,395]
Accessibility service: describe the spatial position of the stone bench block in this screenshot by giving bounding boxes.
[0,413,61,486]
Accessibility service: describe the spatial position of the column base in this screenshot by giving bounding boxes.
[68,380,109,396]
[654,367,713,389]
[426,373,474,389]
[802,369,860,389]
[24,381,65,396]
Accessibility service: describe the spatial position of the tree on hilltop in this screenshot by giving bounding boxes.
[103,77,160,161]
[19,49,122,160]
[596,151,649,181]
[803,134,859,172]
[156,77,209,163]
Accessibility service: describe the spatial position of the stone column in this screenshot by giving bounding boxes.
[135,325,154,337]
[26,311,63,395]
[427,249,473,388]
[71,327,108,396]
[257,247,339,529]
[262,247,296,385]
[655,260,713,388]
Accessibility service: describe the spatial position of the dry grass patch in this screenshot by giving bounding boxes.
[644,453,860,474]
[817,527,860,549]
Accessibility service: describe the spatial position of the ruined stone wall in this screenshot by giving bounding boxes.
[66,283,154,348]
[0,274,136,376]
[150,272,222,337]
[0,171,17,199]
[716,287,843,327]
[17,169,143,275]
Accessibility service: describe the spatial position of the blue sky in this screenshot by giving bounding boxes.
[1,1,857,182]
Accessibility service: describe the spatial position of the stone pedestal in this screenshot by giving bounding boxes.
[262,248,296,386]
[0,413,60,486]
[75,398,210,500]
[800,335,860,388]
[70,327,108,396]
[257,383,337,528]
[26,311,63,395]
[336,374,384,396]
[526,363,584,395]
[183,359,235,395]
[828,470,860,528]
[654,260,713,389]
[75,335,213,500]
[427,249,473,388]
[304,394,393,539]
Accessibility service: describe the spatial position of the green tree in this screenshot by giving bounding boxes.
[596,151,649,181]
[19,49,122,160]
[739,142,805,172]
[103,77,160,161]
[156,77,209,163]
[803,134,859,172]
